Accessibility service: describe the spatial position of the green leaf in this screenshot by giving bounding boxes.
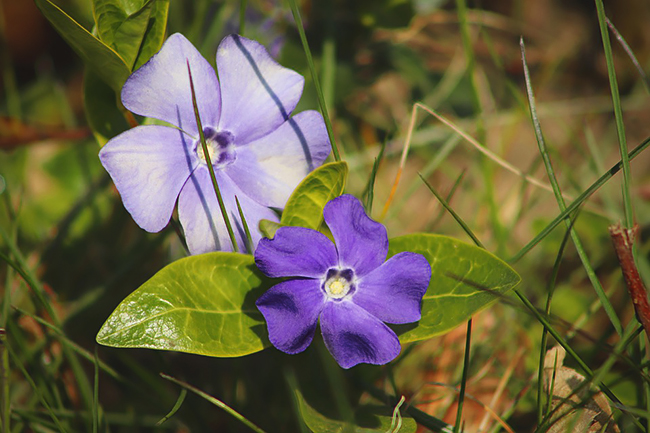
[281,161,348,230]
[34,0,130,92]
[83,68,129,146]
[295,389,416,433]
[96,253,271,357]
[133,0,169,69]
[94,0,153,69]
[259,219,282,239]
[389,234,521,343]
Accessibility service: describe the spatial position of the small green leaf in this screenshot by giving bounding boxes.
[83,69,129,146]
[281,161,348,230]
[34,0,130,92]
[133,0,169,69]
[94,0,153,69]
[389,234,521,343]
[259,219,282,239]
[96,253,271,357]
[295,389,416,433]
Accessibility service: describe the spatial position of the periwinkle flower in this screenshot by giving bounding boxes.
[255,195,431,368]
[99,33,330,254]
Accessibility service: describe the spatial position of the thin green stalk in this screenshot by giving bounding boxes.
[287,0,340,161]
[605,17,650,93]
[235,196,254,254]
[536,222,574,424]
[520,38,622,335]
[510,135,650,262]
[1,330,8,433]
[161,373,266,433]
[283,369,309,433]
[316,343,354,429]
[453,319,472,433]
[93,349,99,433]
[7,344,67,433]
[362,139,386,214]
[156,389,187,426]
[239,0,246,35]
[594,2,634,229]
[419,174,484,248]
[187,61,239,252]
[0,229,95,424]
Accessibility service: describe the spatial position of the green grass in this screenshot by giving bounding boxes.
[2,0,650,431]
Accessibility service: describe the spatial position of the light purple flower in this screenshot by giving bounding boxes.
[255,195,431,369]
[99,33,330,254]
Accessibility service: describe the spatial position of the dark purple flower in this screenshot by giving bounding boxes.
[255,195,431,368]
[99,33,330,254]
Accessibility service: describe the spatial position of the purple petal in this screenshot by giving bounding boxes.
[323,195,388,277]
[178,168,278,254]
[256,279,325,354]
[255,226,337,278]
[216,34,304,144]
[320,301,401,369]
[224,111,330,208]
[121,33,221,135]
[99,125,197,232]
[353,252,431,324]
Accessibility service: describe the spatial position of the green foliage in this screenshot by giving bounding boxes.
[388,234,521,343]
[295,389,416,433]
[96,253,271,357]
[34,0,131,92]
[83,69,129,146]
[281,161,348,230]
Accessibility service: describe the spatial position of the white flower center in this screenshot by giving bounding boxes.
[195,128,236,169]
[324,273,353,299]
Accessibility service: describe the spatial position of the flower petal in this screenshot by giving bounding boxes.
[121,33,221,134]
[353,252,431,324]
[320,300,401,369]
[323,195,388,277]
[178,168,278,254]
[216,34,304,144]
[256,279,325,354]
[224,110,331,208]
[99,125,197,232]
[255,226,337,279]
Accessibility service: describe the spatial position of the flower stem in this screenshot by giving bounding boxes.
[186,61,239,253]
[235,196,254,254]
[287,0,341,162]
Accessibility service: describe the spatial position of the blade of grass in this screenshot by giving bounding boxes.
[160,373,266,433]
[605,17,650,93]
[0,230,95,425]
[510,135,650,263]
[93,348,99,433]
[7,343,68,433]
[362,139,386,214]
[537,221,575,425]
[520,37,622,335]
[419,174,483,248]
[239,0,246,35]
[453,319,472,433]
[421,168,633,426]
[427,170,466,231]
[316,342,354,429]
[1,330,8,433]
[286,0,340,162]
[594,2,634,229]
[283,368,309,433]
[187,61,239,252]
[156,389,187,426]
[235,196,254,254]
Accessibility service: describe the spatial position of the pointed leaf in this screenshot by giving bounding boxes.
[34,0,130,92]
[280,161,348,230]
[83,68,129,146]
[96,253,271,357]
[133,0,169,69]
[94,0,153,69]
[388,234,521,343]
[295,388,416,433]
[259,219,282,240]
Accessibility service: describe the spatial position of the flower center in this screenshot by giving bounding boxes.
[196,127,236,169]
[323,268,355,300]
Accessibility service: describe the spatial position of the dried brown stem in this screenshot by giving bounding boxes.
[609,223,650,338]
